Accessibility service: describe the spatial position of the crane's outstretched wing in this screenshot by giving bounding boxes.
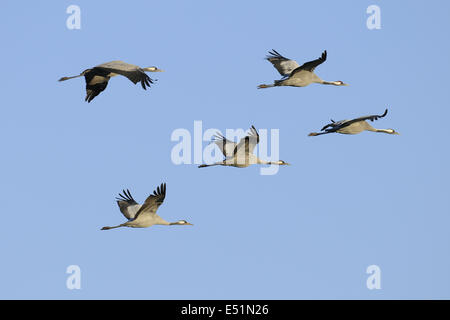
[116,189,142,220]
[83,68,110,103]
[234,126,260,156]
[332,109,389,130]
[290,50,327,76]
[94,61,154,90]
[265,49,300,77]
[212,132,237,158]
[348,109,388,124]
[133,183,166,219]
[319,109,389,132]
[320,119,348,131]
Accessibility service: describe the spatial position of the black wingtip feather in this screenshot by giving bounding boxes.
[116,189,136,202]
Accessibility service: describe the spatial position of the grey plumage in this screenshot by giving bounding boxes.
[115,189,141,220]
[265,49,300,78]
[309,109,400,136]
[58,60,163,102]
[101,183,193,230]
[258,50,348,88]
[198,126,290,168]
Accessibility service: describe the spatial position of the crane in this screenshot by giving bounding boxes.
[101,183,193,230]
[258,50,348,89]
[59,60,164,102]
[308,109,400,136]
[198,125,290,168]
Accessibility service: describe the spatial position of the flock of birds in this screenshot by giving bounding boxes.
[59,50,399,230]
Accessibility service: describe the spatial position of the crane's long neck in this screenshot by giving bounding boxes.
[169,220,192,226]
[156,220,171,226]
[321,80,341,86]
[169,221,185,225]
[143,67,160,72]
[255,159,265,164]
[374,128,394,134]
[256,158,280,165]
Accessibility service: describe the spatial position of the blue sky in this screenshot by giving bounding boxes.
[0,0,449,299]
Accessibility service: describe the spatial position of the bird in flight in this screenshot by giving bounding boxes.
[59,60,164,102]
[101,183,193,230]
[258,50,348,89]
[198,125,290,168]
[308,109,400,136]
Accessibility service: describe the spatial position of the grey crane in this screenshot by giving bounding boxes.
[198,125,290,168]
[308,109,400,136]
[59,60,164,102]
[101,183,193,230]
[258,50,348,89]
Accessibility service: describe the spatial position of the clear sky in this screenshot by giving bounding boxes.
[1,0,449,299]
